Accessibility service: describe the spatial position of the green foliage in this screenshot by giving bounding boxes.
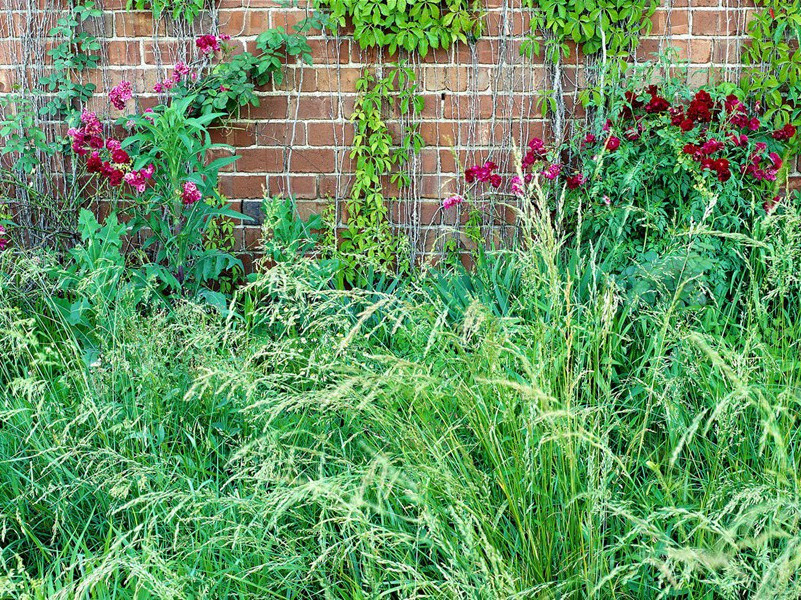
[126,0,205,22]
[742,0,801,131]
[522,0,657,60]
[570,69,791,303]
[203,193,243,296]
[121,96,248,296]
[158,28,312,123]
[316,0,483,55]
[327,64,422,285]
[3,192,801,596]
[261,196,324,264]
[0,96,56,174]
[39,1,100,117]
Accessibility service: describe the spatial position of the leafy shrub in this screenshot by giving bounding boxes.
[447,65,797,304]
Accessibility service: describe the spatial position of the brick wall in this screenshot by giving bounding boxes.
[0,0,763,267]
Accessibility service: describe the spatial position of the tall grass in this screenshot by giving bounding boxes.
[1,197,801,598]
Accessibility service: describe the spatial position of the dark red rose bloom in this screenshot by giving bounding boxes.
[111,148,130,164]
[86,151,103,173]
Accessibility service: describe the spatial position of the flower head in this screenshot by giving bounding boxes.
[196,34,221,54]
[442,194,464,209]
[181,181,202,206]
[566,173,586,190]
[109,80,133,111]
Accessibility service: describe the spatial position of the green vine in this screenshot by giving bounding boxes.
[327,63,423,283]
[315,0,483,56]
[522,0,657,60]
[520,0,657,135]
[742,0,801,129]
[126,0,205,22]
[165,28,312,122]
[40,1,101,118]
[203,193,242,295]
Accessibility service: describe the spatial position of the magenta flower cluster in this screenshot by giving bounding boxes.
[109,80,133,111]
[181,181,202,206]
[69,108,155,192]
[0,225,8,251]
[155,61,197,94]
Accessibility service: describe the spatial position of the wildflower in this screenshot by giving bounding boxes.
[603,195,611,206]
[196,34,221,54]
[687,90,714,123]
[443,194,464,209]
[124,166,155,193]
[465,161,498,184]
[80,110,103,136]
[89,136,104,150]
[748,117,761,131]
[669,106,685,126]
[605,136,620,151]
[582,133,596,147]
[680,119,695,132]
[107,168,124,187]
[0,225,8,251]
[106,139,121,152]
[109,80,133,110]
[489,173,503,188]
[181,181,202,206]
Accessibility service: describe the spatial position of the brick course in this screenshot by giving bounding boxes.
[0,0,780,264]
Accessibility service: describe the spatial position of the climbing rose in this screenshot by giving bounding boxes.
[111,148,130,165]
[701,139,724,155]
[442,195,464,209]
[605,136,620,151]
[773,123,797,141]
[542,163,562,180]
[109,80,133,110]
[510,176,525,197]
[196,35,220,54]
[566,173,586,189]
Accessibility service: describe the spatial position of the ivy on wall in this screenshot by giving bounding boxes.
[315,0,483,56]
[325,63,423,283]
[522,0,657,60]
[742,0,801,129]
[126,0,206,22]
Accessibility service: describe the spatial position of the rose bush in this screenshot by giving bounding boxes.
[449,76,797,304]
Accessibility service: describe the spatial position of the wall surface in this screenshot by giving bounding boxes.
[0,0,771,267]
